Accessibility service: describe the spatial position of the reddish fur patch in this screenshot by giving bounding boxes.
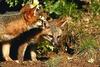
[20,4,38,25]
[5,4,38,36]
[6,18,27,36]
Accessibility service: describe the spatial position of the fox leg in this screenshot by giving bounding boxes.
[2,43,13,61]
[18,43,28,62]
[30,50,37,61]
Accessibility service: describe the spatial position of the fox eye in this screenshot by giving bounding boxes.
[48,35,53,38]
[57,36,60,39]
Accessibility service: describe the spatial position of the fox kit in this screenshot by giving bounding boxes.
[28,16,68,61]
[0,4,39,61]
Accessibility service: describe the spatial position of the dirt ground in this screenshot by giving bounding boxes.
[0,52,99,67]
[0,61,47,67]
[0,58,99,67]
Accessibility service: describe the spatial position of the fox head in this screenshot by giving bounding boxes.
[20,4,39,25]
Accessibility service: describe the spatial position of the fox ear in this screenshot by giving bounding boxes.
[20,4,38,23]
[20,5,31,13]
[23,8,38,24]
[23,10,34,22]
[20,4,36,13]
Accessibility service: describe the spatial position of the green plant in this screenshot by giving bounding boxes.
[6,0,19,7]
[36,40,54,56]
[79,37,97,52]
[90,0,100,15]
[5,0,33,7]
[44,0,81,18]
[77,37,98,62]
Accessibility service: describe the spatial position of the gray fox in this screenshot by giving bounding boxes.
[0,4,39,61]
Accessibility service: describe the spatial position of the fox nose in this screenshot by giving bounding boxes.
[53,35,60,45]
[52,28,62,45]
